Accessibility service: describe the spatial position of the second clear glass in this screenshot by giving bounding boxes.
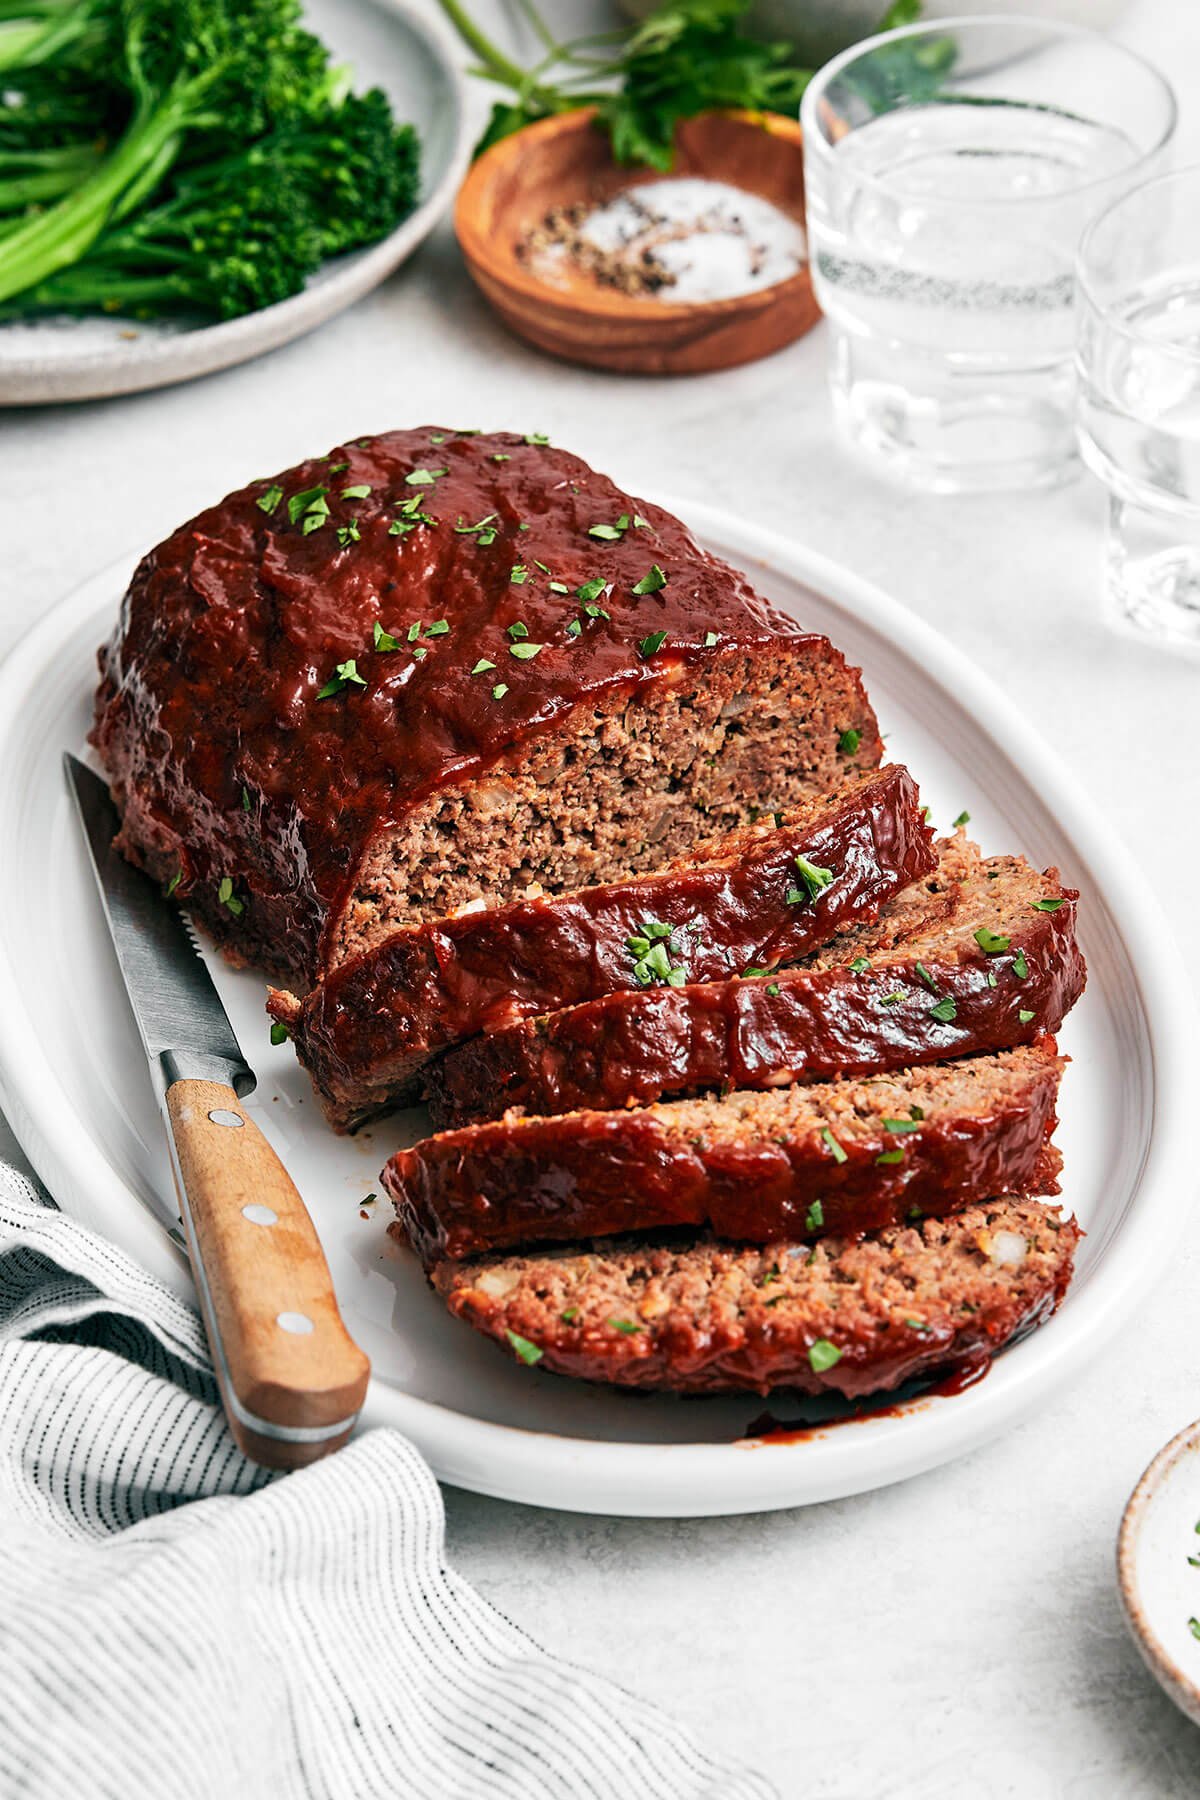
[801,15,1176,493]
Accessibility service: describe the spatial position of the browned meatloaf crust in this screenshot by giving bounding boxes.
[427,848,1085,1127]
[432,1198,1080,1397]
[387,1042,1063,1267]
[271,763,935,1129]
[92,429,881,985]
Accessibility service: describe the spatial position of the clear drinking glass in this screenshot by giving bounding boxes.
[800,16,1176,493]
[1076,167,1200,649]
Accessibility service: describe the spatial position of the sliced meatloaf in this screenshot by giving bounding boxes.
[386,1042,1063,1266]
[270,763,934,1129]
[427,850,1085,1126]
[92,428,880,985]
[432,1198,1080,1397]
[383,1044,1057,1267]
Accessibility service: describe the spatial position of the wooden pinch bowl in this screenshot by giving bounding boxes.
[454,107,819,376]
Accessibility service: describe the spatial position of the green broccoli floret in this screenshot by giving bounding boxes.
[0,0,332,303]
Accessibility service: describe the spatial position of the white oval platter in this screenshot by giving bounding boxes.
[0,0,470,405]
[0,502,1191,1516]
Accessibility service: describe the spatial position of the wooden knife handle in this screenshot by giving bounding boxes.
[162,1078,370,1472]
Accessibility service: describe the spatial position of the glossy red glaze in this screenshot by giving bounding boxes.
[280,763,935,1124]
[427,892,1085,1126]
[93,428,864,982]
[387,1045,1062,1266]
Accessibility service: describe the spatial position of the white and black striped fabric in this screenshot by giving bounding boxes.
[0,1160,775,1800]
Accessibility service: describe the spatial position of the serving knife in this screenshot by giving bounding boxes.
[64,754,370,1472]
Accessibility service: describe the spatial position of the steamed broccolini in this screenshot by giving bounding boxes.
[0,0,421,322]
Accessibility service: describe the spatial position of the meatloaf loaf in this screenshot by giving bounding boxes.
[270,763,934,1128]
[93,428,881,985]
[432,1198,1080,1397]
[427,849,1085,1126]
[387,1042,1064,1266]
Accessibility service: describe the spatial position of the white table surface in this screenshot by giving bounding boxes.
[3,3,1200,1792]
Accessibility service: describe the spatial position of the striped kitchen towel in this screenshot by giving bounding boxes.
[0,1158,775,1800]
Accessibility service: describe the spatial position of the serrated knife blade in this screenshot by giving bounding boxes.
[64,754,254,1097]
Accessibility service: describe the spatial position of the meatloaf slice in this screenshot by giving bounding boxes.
[93,428,880,985]
[387,1042,1063,1267]
[269,763,934,1129]
[427,850,1085,1126]
[432,1198,1080,1397]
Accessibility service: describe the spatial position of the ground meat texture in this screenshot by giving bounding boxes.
[386,1042,1063,1267]
[431,1198,1080,1396]
[427,849,1085,1126]
[92,428,880,985]
[270,763,934,1129]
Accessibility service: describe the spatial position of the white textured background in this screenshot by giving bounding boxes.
[2,2,1200,1793]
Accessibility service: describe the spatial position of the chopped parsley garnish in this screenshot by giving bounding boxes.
[821,1127,847,1165]
[269,1020,289,1046]
[327,461,349,474]
[787,854,834,907]
[507,620,528,639]
[560,1307,579,1323]
[412,648,427,661]
[405,467,447,486]
[883,1118,921,1134]
[876,1149,905,1165]
[256,484,283,515]
[974,927,1011,954]
[492,453,511,463]
[1190,1618,1200,1642]
[316,659,367,699]
[987,971,998,988]
[510,641,544,660]
[1012,949,1029,979]
[425,620,450,637]
[524,432,550,446]
[952,810,970,828]
[471,658,496,674]
[373,622,401,652]
[626,919,689,988]
[743,966,770,979]
[241,786,251,812]
[1018,1009,1035,1024]
[632,563,667,595]
[929,996,958,1023]
[216,876,243,918]
[566,619,581,638]
[336,521,360,547]
[492,683,509,699]
[577,577,606,603]
[915,962,936,990]
[582,602,610,620]
[454,512,499,544]
[407,622,421,642]
[505,1329,543,1365]
[165,869,182,898]
[880,991,905,1005]
[510,565,528,584]
[704,630,719,647]
[767,983,780,996]
[805,1199,824,1231]
[837,727,861,756]
[607,1317,642,1335]
[1032,897,1064,912]
[638,630,668,658]
[549,580,570,594]
[588,514,630,540]
[808,1338,842,1373]
[287,483,328,525]
[848,956,869,974]
[341,484,371,500]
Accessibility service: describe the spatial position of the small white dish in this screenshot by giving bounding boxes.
[1119,1420,1200,1727]
[0,0,470,405]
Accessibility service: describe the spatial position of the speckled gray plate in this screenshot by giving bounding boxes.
[0,0,469,406]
